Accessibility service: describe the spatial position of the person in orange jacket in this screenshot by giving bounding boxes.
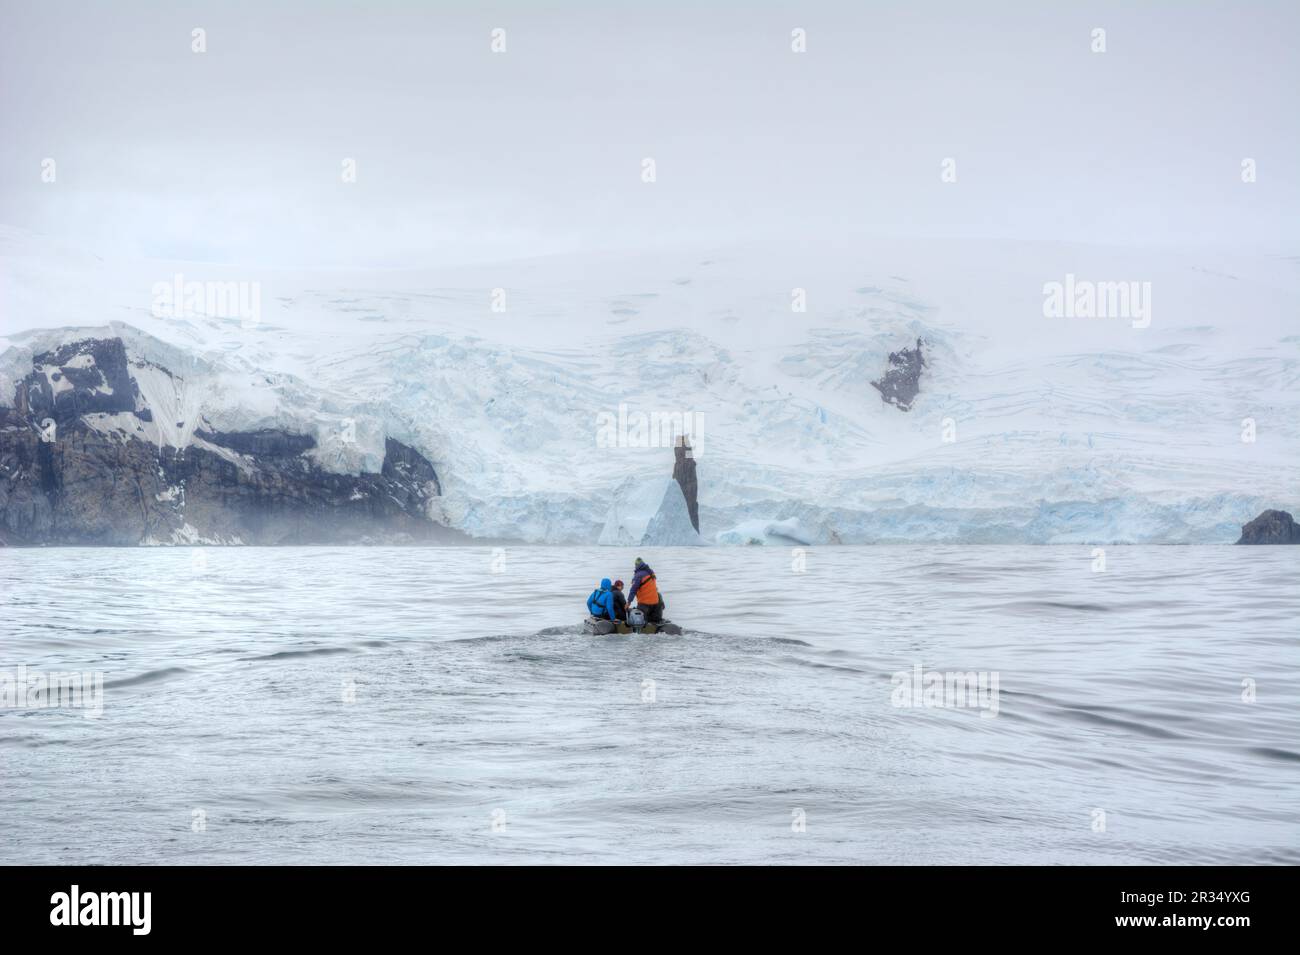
[626,557,664,623]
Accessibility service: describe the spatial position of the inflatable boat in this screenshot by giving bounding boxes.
[583,607,683,636]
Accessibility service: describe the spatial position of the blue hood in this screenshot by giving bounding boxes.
[600,578,612,589]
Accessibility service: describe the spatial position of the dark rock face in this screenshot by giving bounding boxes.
[382,436,442,496]
[15,338,138,423]
[673,436,699,532]
[1236,509,1300,544]
[871,337,926,411]
[0,336,455,545]
[197,428,317,457]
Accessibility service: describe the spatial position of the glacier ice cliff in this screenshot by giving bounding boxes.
[2,233,1296,545]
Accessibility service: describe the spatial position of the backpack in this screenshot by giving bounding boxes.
[587,588,614,620]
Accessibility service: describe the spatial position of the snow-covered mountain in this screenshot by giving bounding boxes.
[2,225,1296,544]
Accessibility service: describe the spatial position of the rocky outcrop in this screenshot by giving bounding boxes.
[672,436,699,532]
[14,337,137,421]
[871,337,926,411]
[196,428,316,458]
[1236,509,1300,544]
[382,436,442,496]
[0,336,458,545]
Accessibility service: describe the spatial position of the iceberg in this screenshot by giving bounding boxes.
[715,518,816,546]
[599,477,704,546]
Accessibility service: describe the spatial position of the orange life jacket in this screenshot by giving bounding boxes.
[635,574,659,605]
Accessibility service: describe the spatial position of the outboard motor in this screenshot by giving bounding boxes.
[627,608,647,633]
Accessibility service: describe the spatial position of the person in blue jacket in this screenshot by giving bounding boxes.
[586,578,617,621]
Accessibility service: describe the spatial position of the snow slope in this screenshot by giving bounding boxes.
[1,225,1296,543]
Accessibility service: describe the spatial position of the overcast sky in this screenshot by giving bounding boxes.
[1,0,1297,267]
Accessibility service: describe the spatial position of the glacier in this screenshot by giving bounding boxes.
[1,226,1296,544]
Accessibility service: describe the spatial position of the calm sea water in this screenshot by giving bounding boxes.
[1,545,1296,865]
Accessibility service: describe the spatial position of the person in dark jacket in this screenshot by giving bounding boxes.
[586,578,617,620]
[626,558,665,623]
[611,580,628,622]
